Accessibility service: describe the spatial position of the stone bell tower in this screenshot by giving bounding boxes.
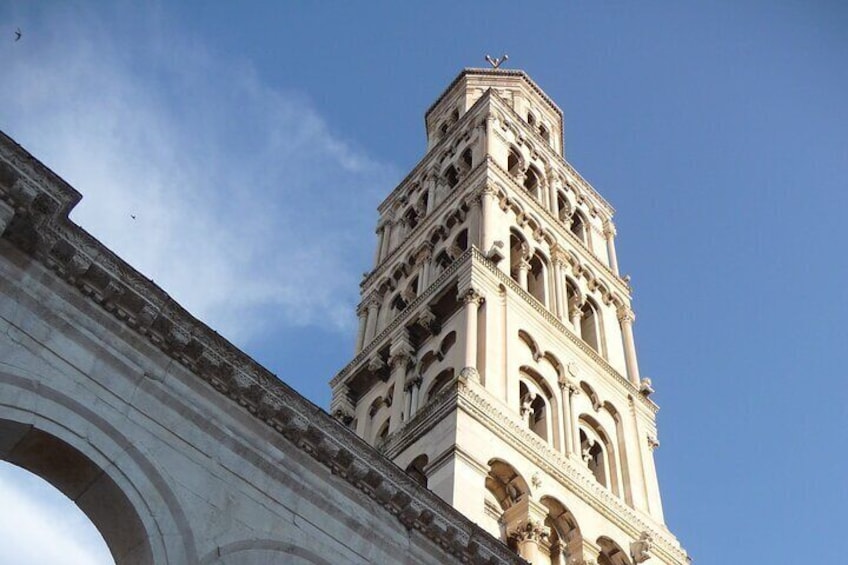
[331,68,689,565]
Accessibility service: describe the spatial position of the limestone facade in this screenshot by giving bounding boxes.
[331,69,690,564]
[0,130,527,564]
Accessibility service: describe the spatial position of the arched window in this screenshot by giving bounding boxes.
[507,147,523,177]
[597,537,632,565]
[539,124,550,143]
[580,298,604,356]
[527,112,536,127]
[524,165,542,201]
[557,192,570,223]
[579,428,607,487]
[542,496,584,565]
[454,228,468,253]
[444,165,459,188]
[426,368,454,402]
[518,370,557,446]
[461,148,473,169]
[405,455,429,487]
[571,210,589,244]
[484,460,530,546]
[527,253,547,306]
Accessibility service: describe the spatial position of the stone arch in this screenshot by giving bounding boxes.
[598,536,633,565]
[0,370,194,564]
[518,329,542,361]
[578,414,620,495]
[201,540,333,565]
[540,496,583,563]
[404,454,429,487]
[485,458,530,510]
[518,367,559,447]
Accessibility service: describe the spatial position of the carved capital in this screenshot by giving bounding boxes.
[459,287,484,307]
[639,377,655,396]
[603,221,617,240]
[617,305,635,324]
[647,434,660,451]
[332,407,354,426]
[413,242,433,265]
[508,519,550,544]
[458,366,480,383]
[568,298,584,320]
[416,306,440,335]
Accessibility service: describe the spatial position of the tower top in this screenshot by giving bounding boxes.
[425,68,565,155]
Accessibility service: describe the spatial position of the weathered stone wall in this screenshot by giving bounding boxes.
[0,132,525,565]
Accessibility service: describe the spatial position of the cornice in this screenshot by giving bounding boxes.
[425,68,564,128]
[455,379,688,565]
[0,132,528,565]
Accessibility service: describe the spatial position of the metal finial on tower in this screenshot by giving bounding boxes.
[484,54,509,69]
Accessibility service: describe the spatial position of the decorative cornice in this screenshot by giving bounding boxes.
[0,133,527,565]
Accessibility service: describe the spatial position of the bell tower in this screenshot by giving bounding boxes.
[331,68,689,565]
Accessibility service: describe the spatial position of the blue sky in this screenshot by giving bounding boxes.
[1,2,846,563]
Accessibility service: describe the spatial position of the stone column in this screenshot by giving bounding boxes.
[552,255,565,321]
[517,258,531,292]
[617,305,641,386]
[458,288,484,383]
[558,379,580,457]
[388,333,413,433]
[604,221,620,275]
[415,244,433,289]
[568,298,583,337]
[381,220,394,260]
[480,185,497,253]
[355,305,368,352]
[567,381,581,461]
[406,376,422,419]
[374,223,386,265]
[364,295,381,343]
[425,170,437,214]
[504,497,552,564]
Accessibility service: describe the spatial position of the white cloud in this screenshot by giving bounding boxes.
[0,462,112,564]
[0,5,395,344]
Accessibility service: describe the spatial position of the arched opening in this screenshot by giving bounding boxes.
[444,165,459,188]
[0,419,151,564]
[527,253,548,306]
[579,428,607,487]
[483,459,530,543]
[507,147,524,178]
[579,415,620,494]
[539,124,551,143]
[557,192,570,223]
[426,368,454,402]
[571,210,589,244]
[461,148,473,169]
[0,461,114,563]
[518,369,557,446]
[541,496,583,565]
[598,536,633,565]
[454,228,468,253]
[524,165,542,201]
[527,112,536,127]
[404,455,429,488]
[580,298,604,356]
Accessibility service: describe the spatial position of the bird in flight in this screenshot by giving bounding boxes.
[14,28,21,42]
[130,214,137,220]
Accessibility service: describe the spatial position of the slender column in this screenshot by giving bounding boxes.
[458,288,484,382]
[480,185,497,252]
[569,298,583,336]
[517,259,530,292]
[380,221,393,260]
[568,382,581,460]
[604,221,620,274]
[548,172,561,219]
[355,306,368,352]
[425,170,437,214]
[552,256,565,320]
[415,244,433,289]
[364,295,381,343]
[408,377,422,418]
[558,379,580,457]
[618,305,641,386]
[388,332,413,433]
[374,224,386,265]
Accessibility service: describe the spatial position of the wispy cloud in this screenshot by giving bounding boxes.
[1,5,394,344]
[0,462,112,564]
